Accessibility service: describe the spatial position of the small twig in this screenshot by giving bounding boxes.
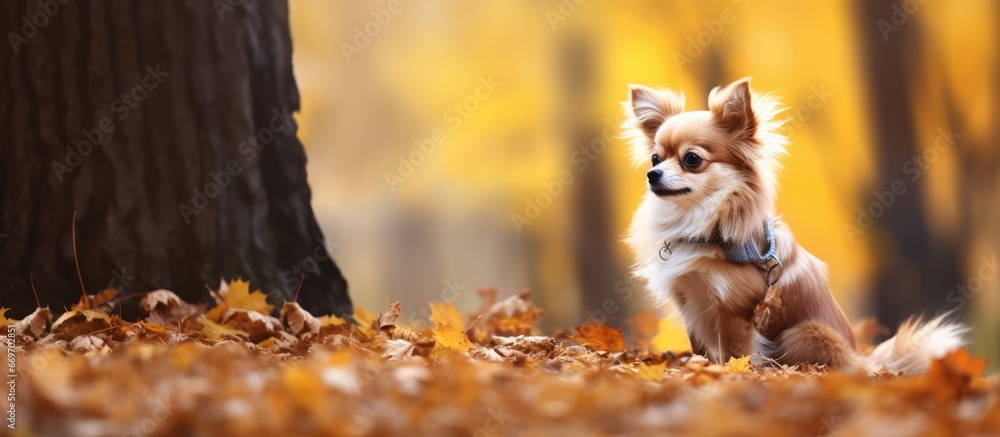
[29,275,41,308]
[71,211,88,309]
[292,271,306,303]
[464,315,483,335]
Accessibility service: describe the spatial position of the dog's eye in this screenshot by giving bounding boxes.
[682,152,704,170]
[651,154,662,166]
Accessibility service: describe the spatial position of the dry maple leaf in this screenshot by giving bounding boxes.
[50,309,112,340]
[219,278,273,314]
[430,324,471,359]
[318,314,347,326]
[925,348,988,400]
[428,300,465,330]
[382,338,433,361]
[571,325,625,352]
[472,289,545,339]
[197,318,247,343]
[727,356,753,374]
[280,301,321,337]
[73,288,119,311]
[221,309,281,342]
[638,362,667,382]
[69,334,108,353]
[353,306,377,340]
[13,307,53,339]
[140,289,203,325]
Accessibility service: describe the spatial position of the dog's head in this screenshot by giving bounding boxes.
[623,78,787,243]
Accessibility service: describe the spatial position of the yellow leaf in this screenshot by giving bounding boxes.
[353,306,376,338]
[318,314,347,327]
[431,324,471,359]
[0,307,11,326]
[223,279,273,314]
[651,318,691,353]
[638,362,666,382]
[428,300,465,330]
[727,356,753,374]
[199,318,247,342]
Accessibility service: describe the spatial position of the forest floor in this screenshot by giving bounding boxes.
[5,281,1000,437]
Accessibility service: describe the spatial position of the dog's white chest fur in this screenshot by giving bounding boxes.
[628,196,769,360]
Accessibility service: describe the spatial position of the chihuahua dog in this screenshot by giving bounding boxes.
[624,78,965,374]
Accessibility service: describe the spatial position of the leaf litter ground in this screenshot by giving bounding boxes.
[4,281,999,436]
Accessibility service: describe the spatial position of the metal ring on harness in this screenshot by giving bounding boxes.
[765,258,782,287]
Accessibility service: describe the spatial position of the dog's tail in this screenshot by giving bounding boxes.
[862,314,967,375]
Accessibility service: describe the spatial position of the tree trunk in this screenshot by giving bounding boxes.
[0,0,352,318]
[854,1,961,325]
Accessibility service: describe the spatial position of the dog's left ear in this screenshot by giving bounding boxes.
[709,78,757,139]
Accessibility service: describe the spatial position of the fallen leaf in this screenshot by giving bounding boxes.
[727,356,752,374]
[571,325,625,352]
[281,302,321,337]
[428,300,465,330]
[14,307,53,339]
[140,289,203,325]
[638,362,666,382]
[431,324,471,359]
[219,278,273,314]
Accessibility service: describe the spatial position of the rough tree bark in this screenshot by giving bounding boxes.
[0,0,352,318]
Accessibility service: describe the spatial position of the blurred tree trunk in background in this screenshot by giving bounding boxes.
[854,1,962,327]
[558,34,627,324]
[0,0,351,317]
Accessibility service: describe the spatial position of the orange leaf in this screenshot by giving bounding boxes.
[571,325,625,352]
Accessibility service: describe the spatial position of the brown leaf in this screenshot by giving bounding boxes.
[280,302,321,337]
[73,288,119,311]
[14,307,53,339]
[221,309,281,343]
[50,309,112,340]
[140,289,203,326]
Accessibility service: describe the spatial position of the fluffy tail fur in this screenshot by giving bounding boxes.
[863,314,968,375]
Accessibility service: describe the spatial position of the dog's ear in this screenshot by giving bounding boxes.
[709,78,757,139]
[627,85,684,140]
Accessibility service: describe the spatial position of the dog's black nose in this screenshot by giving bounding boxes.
[647,169,663,183]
